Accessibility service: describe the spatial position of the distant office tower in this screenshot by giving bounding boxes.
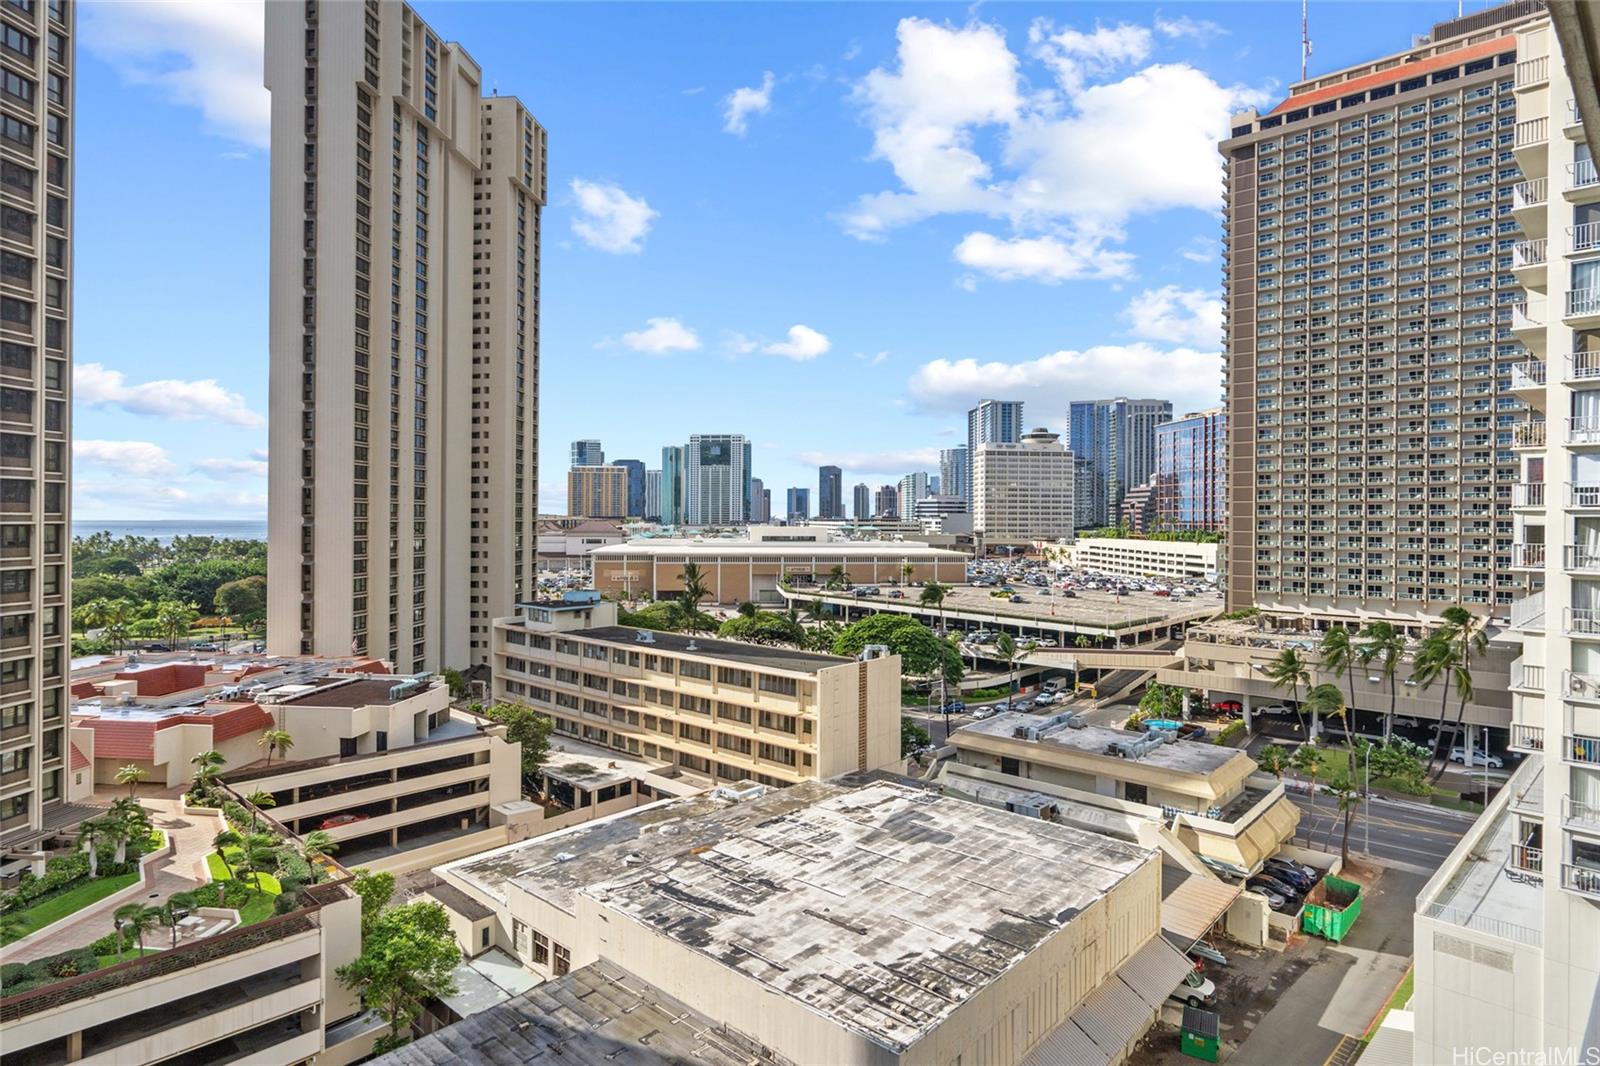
[0,0,73,842]
[1073,457,1101,530]
[898,472,930,512]
[874,485,899,519]
[1069,398,1172,525]
[911,495,969,520]
[1221,5,1531,617]
[1153,408,1226,533]
[748,479,769,523]
[966,400,1024,503]
[684,434,749,525]
[568,466,628,519]
[973,428,1074,542]
[939,446,969,501]
[818,465,843,520]
[785,487,810,523]
[266,1,546,670]
[644,469,661,522]
[852,483,871,520]
[660,446,684,525]
[611,459,645,518]
[1118,481,1158,535]
[928,474,941,495]
[570,440,604,467]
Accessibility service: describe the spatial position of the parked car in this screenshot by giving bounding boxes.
[1247,884,1287,911]
[1060,589,1077,598]
[1154,588,1171,597]
[1009,594,1024,603]
[318,813,370,831]
[1210,700,1242,716]
[1392,716,1420,729]
[1262,859,1317,892]
[1257,704,1293,717]
[142,643,172,653]
[1449,747,1504,769]
[1170,971,1217,1008]
[940,700,967,714]
[970,707,996,721]
[191,642,219,652]
[1249,874,1303,903]
[887,589,905,599]
[1033,692,1059,707]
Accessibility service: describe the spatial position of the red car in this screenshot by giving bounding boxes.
[1210,700,1243,716]
[318,813,370,831]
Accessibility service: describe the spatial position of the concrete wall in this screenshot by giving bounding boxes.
[814,654,901,779]
[275,683,450,761]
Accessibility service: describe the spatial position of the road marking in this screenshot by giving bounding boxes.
[1322,1034,1364,1066]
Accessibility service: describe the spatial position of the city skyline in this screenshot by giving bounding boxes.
[58,0,1483,521]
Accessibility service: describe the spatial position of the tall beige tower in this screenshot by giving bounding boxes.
[265,0,545,672]
[0,0,72,843]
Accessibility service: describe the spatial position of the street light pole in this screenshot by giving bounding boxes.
[1364,743,1371,859]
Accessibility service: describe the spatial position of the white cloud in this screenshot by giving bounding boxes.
[723,71,775,136]
[1155,15,1226,42]
[73,479,267,519]
[1179,237,1219,263]
[83,0,269,149]
[724,331,760,355]
[762,325,831,361]
[194,457,270,480]
[621,317,701,354]
[843,16,1268,279]
[569,179,658,254]
[855,351,889,366]
[954,231,1132,283]
[796,447,940,477]
[1123,286,1222,347]
[908,343,1221,424]
[75,362,265,428]
[74,440,177,478]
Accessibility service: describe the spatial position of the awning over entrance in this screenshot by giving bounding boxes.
[1022,936,1194,1066]
[1161,865,1242,949]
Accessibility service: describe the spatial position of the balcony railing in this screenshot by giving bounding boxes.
[1514,542,1547,568]
[1510,722,1546,752]
[1569,350,1600,383]
[1512,301,1545,332]
[1516,117,1550,148]
[1514,56,1549,88]
[1564,670,1600,700]
[1509,843,1544,875]
[1570,416,1600,445]
[1564,608,1600,635]
[1512,420,1547,448]
[1510,360,1547,391]
[1566,545,1600,571]
[1570,223,1600,255]
[1571,159,1599,191]
[1567,731,1600,763]
[1512,482,1546,508]
[1561,864,1600,898]
[1513,239,1548,269]
[1569,290,1600,320]
[1514,177,1549,209]
[1573,482,1600,509]
[1512,660,1546,690]
[1564,797,1600,831]
[1511,590,1546,629]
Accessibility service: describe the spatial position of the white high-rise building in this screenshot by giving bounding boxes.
[1401,5,1600,1061]
[972,428,1074,544]
[683,434,749,526]
[0,0,73,844]
[266,0,545,671]
[897,471,930,512]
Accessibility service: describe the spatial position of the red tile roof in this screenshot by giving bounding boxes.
[1267,36,1513,115]
[71,681,100,700]
[182,703,274,744]
[114,663,212,697]
[69,744,89,771]
[81,719,157,761]
[336,659,391,675]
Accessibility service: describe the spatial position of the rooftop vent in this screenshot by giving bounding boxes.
[554,852,577,863]
[859,643,891,662]
[634,630,656,644]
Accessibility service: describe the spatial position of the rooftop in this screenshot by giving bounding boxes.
[277,675,436,708]
[955,713,1241,776]
[375,960,782,1066]
[573,625,857,674]
[443,775,1152,1053]
[591,537,966,558]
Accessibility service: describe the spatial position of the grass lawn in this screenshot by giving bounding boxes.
[0,872,141,945]
[94,947,159,968]
[205,850,282,925]
[1363,968,1414,1043]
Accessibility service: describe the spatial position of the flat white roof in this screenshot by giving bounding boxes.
[591,539,966,559]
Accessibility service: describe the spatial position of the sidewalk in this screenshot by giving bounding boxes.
[1,796,224,964]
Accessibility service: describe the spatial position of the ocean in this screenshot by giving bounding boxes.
[72,519,268,544]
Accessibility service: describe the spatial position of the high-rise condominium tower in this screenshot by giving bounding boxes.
[965,400,1023,503]
[1069,398,1172,527]
[786,487,810,523]
[570,439,603,466]
[660,445,684,525]
[852,482,871,520]
[1153,408,1227,533]
[973,428,1075,543]
[1412,5,1600,1061]
[683,434,749,525]
[611,458,644,517]
[898,471,930,512]
[0,0,72,842]
[266,0,546,670]
[817,464,842,520]
[1220,4,1535,618]
[939,446,969,502]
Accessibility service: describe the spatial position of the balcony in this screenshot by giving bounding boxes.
[1564,670,1600,702]
[1514,117,1550,176]
[1514,177,1549,236]
[1512,238,1549,292]
[1568,289,1600,323]
[1566,545,1600,572]
[1507,844,1544,879]
[1569,416,1600,446]
[1513,542,1547,570]
[1567,350,1600,385]
[1511,590,1546,630]
[1511,301,1547,353]
[1564,607,1600,636]
[1560,863,1600,898]
[1512,481,1546,509]
[1567,731,1600,763]
[1573,482,1600,509]
[1514,55,1548,89]
[1510,722,1546,753]
[1564,797,1600,833]
[1512,660,1546,692]
[1511,419,1547,449]
[1569,223,1600,256]
[1568,159,1599,199]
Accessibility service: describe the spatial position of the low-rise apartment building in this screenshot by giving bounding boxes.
[492,598,901,788]
[943,711,1299,878]
[1069,537,1220,583]
[413,776,1189,1066]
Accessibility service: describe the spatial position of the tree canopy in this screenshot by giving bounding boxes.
[337,900,460,1053]
[830,614,963,683]
[715,612,806,646]
[483,702,554,783]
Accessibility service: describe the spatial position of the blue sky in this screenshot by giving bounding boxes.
[70,0,1484,520]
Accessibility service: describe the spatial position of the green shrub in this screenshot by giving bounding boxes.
[0,850,133,914]
[274,848,313,886]
[272,891,302,915]
[1,948,100,995]
[1214,720,1246,746]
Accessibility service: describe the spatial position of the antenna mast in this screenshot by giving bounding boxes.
[1301,0,1313,81]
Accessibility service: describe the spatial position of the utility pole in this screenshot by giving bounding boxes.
[1300,0,1313,82]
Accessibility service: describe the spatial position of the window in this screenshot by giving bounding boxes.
[0,114,34,150]
[553,942,570,976]
[716,667,751,687]
[532,930,549,966]
[0,24,34,61]
[758,674,798,696]
[678,659,710,681]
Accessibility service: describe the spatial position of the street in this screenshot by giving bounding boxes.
[1285,789,1473,872]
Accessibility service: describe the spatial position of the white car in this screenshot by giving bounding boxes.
[1257,704,1293,716]
[1033,692,1059,706]
[1170,971,1216,1008]
[1449,747,1504,769]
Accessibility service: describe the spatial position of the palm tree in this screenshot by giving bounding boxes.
[1433,606,1488,783]
[1411,631,1462,780]
[114,764,149,799]
[78,597,112,639]
[104,598,133,654]
[1318,627,1359,712]
[77,818,111,878]
[245,790,277,834]
[825,563,849,590]
[919,581,949,633]
[212,828,242,879]
[1356,621,1406,741]
[107,797,151,864]
[1256,744,1291,778]
[113,903,160,956]
[1305,683,1357,859]
[301,830,338,863]
[1326,779,1362,867]
[239,841,278,893]
[994,633,1019,705]
[1292,743,1325,816]
[677,562,710,636]
[190,749,226,796]
[1264,647,1313,733]
[160,890,200,948]
[258,729,294,768]
[154,599,199,650]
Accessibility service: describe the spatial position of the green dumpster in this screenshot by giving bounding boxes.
[1301,874,1363,942]
[1181,1006,1220,1062]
